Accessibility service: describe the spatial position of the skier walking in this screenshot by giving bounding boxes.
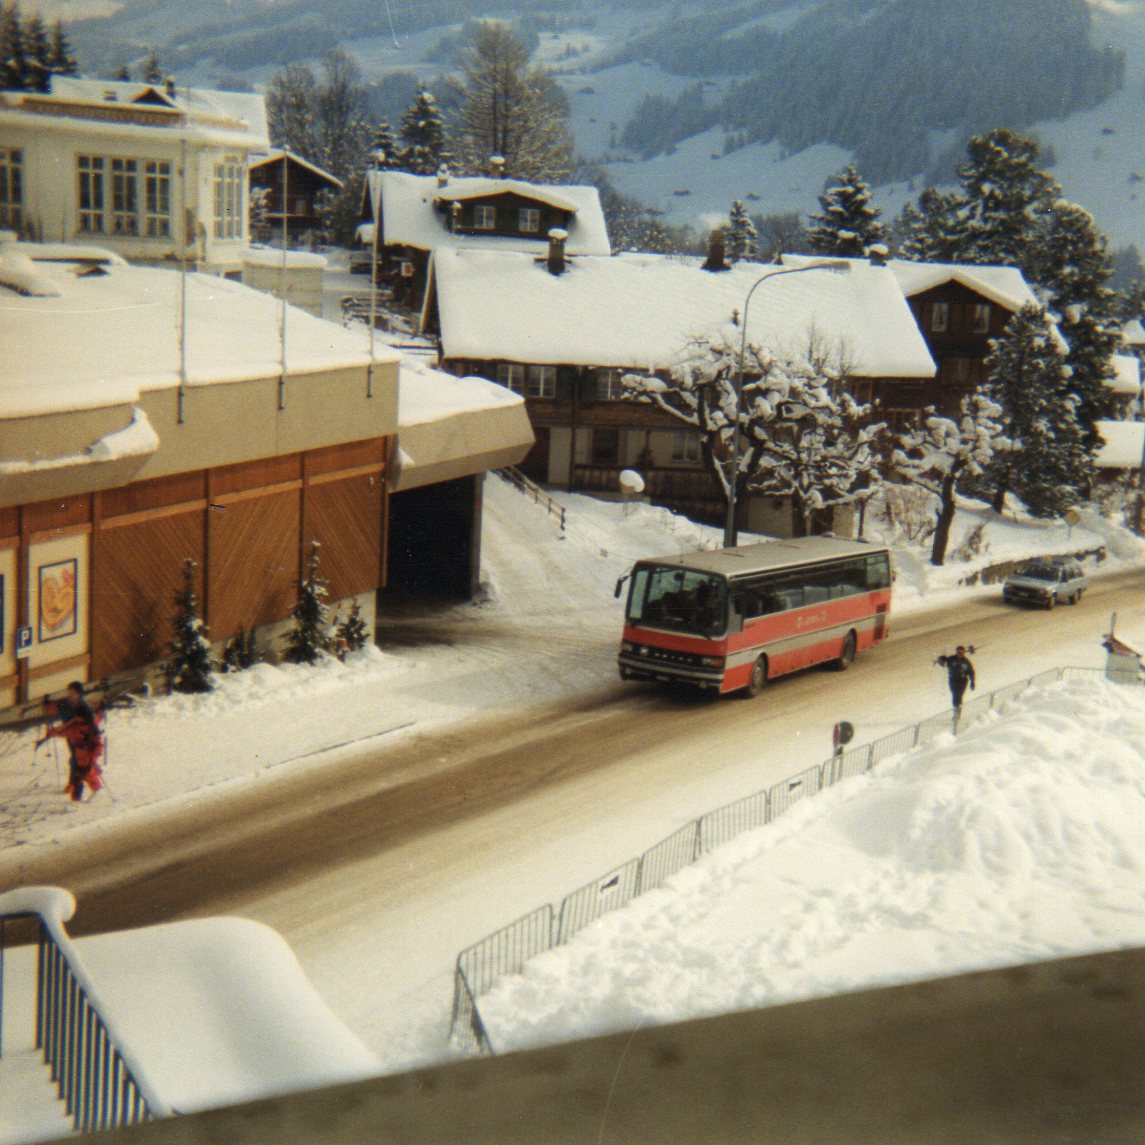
[936,646,976,712]
[36,681,104,801]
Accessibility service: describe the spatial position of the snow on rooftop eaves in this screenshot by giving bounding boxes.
[1095,419,1145,468]
[0,259,395,419]
[432,250,936,378]
[250,148,343,189]
[398,356,526,427]
[370,170,611,256]
[23,76,270,148]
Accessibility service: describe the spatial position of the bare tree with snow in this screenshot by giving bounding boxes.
[892,393,1009,566]
[624,328,881,536]
[448,21,573,182]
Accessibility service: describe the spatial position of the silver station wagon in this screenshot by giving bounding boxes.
[1002,558,1088,609]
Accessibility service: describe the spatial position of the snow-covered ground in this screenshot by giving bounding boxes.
[2,476,1145,1142]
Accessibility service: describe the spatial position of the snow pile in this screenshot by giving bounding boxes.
[76,917,379,1112]
[476,674,1145,1052]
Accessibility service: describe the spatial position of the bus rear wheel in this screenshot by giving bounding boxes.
[834,631,857,671]
[745,655,769,697]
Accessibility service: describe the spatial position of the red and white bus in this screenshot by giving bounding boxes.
[616,537,892,696]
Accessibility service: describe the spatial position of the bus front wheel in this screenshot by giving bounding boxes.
[834,631,857,671]
[745,655,769,697]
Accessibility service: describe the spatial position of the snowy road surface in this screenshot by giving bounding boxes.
[3,564,1142,1075]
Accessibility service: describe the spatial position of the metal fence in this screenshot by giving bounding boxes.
[0,893,172,1134]
[450,665,1093,1056]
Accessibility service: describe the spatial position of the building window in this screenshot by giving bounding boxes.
[213,159,244,240]
[941,356,976,384]
[110,158,138,235]
[496,362,525,394]
[671,430,701,463]
[144,160,172,237]
[518,207,541,233]
[0,149,22,229]
[930,302,949,332]
[473,204,496,230]
[594,368,626,400]
[972,302,991,333]
[527,364,557,398]
[77,156,106,233]
[591,428,620,466]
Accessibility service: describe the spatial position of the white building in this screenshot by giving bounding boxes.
[0,77,268,276]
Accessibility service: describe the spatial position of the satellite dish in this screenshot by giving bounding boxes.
[618,469,645,494]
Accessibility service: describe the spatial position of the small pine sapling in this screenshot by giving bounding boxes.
[166,558,214,693]
[336,600,370,658]
[284,540,330,665]
[221,627,259,672]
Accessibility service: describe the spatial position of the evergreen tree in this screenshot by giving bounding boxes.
[804,165,888,257]
[141,48,162,84]
[449,20,573,182]
[1029,199,1121,447]
[892,394,1009,566]
[113,62,131,82]
[221,627,259,672]
[165,559,213,694]
[284,540,330,665]
[983,304,1089,517]
[399,87,449,175]
[335,600,370,658]
[22,12,48,91]
[370,120,401,170]
[952,128,1059,267]
[894,187,961,262]
[46,19,77,77]
[0,3,28,90]
[724,200,759,263]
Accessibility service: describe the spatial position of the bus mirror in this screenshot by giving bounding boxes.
[614,576,625,599]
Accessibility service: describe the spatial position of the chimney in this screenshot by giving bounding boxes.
[165,77,175,98]
[490,155,506,179]
[868,243,888,267]
[547,227,568,276]
[436,163,449,187]
[701,228,729,272]
[450,200,461,233]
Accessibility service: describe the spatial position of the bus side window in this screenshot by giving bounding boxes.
[729,592,745,633]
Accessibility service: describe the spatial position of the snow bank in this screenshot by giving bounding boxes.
[476,675,1145,1052]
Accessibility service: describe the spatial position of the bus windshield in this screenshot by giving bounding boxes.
[627,564,726,636]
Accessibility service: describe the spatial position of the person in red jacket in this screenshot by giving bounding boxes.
[37,681,104,801]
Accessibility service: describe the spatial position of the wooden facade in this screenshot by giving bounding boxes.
[896,281,1012,416]
[0,438,389,706]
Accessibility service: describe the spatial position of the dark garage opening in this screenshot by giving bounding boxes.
[385,475,481,600]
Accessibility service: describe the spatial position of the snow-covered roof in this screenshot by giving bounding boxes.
[1122,318,1145,347]
[367,170,611,257]
[243,246,328,271]
[0,245,393,418]
[23,76,269,148]
[1109,353,1142,395]
[879,258,1040,313]
[392,356,534,491]
[431,251,936,378]
[1095,419,1145,468]
[249,148,343,189]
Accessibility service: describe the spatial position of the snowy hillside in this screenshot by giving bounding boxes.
[50,0,1145,253]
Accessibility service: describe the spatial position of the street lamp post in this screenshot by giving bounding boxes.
[723,260,852,548]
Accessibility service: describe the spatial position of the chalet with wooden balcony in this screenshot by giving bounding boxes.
[248,148,342,242]
[358,168,610,309]
[423,244,935,530]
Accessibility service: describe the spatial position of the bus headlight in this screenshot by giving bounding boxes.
[622,641,637,653]
[700,655,725,668]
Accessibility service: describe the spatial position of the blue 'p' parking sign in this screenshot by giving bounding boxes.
[15,625,32,658]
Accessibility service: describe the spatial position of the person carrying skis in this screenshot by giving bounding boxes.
[36,681,104,801]
[936,646,976,712]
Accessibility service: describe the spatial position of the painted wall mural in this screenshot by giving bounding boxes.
[38,558,78,642]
